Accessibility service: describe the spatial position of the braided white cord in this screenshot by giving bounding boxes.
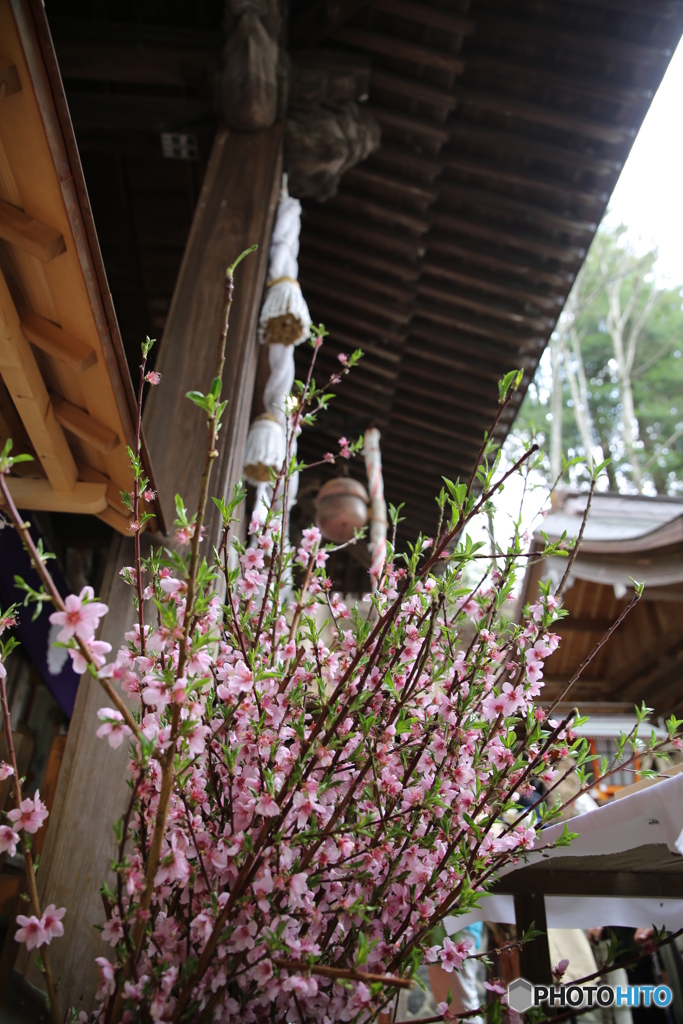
[364,427,387,587]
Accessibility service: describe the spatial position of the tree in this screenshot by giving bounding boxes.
[516,224,683,494]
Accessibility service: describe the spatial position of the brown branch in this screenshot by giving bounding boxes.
[272,958,414,989]
[0,662,61,1024]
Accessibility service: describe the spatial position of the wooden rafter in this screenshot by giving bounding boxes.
[0,268,77,491]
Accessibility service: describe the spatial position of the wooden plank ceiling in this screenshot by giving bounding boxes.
[0,0,159,534]
[42,0,683,541]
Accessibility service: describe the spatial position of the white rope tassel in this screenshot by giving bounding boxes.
[243,415,286,485]
[263,344,295,428]
[364,427,387,587]
[258,195,311,347]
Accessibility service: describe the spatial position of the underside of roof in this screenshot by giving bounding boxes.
[30,0,683,545]
[0,0,161,534]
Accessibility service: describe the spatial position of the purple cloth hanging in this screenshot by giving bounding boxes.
[0,522,81,717]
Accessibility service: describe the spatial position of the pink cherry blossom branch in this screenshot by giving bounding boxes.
[113,262,244,1020]
[131,345,149,658]
[0,473,142,742]
[0,666,61,1024]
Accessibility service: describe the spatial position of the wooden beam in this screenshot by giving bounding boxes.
[0,198,66,261]
[415,299,543,350]
[422,261,563,310]
[0,58,21,98]
[372,0,474,35]
[497,869,683,899]
[417,282,553,333]
[1,477,107,513]
[0,269,77,491]
[51,393,121,453]
[301,231,421,282]
[371,70,457,110]
[368,143,443,182]
[342,166,439,209]
[403,340,504,381]
[480,14,673,63]
[327,191,431,234]
[144,124,283,538]
[302,207,423,260]
[448,121,622,175]
[440,182,597,236]
[431,211,586,262]
[514,893,552,986]
[455,87,633,144]
[467,54,654,107]
[303,301,403,344]
[334,28,465,74]
[370,105,451,145]
[409,320,531,367]
[20,311,97,372]
[426,238,573,287]
[301,275,413,324]
[298,255,414,305]
[443,153,608,207]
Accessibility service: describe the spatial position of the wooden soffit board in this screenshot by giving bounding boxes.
[0,0,161,534]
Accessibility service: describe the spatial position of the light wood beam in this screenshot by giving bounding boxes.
[0,198,66,261]
[0,268,77,490]
[0,58,21,98]
[1,477,107,513]
[51,393,120,453]
[21,311,97,372]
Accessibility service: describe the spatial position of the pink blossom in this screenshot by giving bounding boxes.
[0,761,13,780]
[438,935,472,973]
[301,526,321,552]
[255,792,280,817]
[145,370,162,385]
[95,957,116,1000]
[68,639,112,675]
[553,958,570,980]
[15,915,47,949]
[8,791,48,834]
[240,547,265,571]
[0,825,19,857]
[96,708,132,749]
[484,980,507,994]
[49,587,108,642]
[102,912,124,947]
[40,904,66,942]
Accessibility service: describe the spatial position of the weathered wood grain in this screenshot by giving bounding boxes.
[144,124,283,549]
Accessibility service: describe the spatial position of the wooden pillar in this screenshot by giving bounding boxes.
[144,125,283,546]
[18,126,282,1014]
[515,892,553,985]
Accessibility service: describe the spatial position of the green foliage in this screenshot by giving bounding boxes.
[517,224,683,493]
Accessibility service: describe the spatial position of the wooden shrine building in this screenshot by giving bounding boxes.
[1,0,683,1012]
[521,489,683,722]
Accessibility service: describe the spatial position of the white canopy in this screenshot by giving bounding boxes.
[444,772,683,932]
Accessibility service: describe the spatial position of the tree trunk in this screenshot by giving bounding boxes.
[550,335,563,482]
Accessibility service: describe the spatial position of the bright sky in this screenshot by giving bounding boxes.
[604,35,683,286]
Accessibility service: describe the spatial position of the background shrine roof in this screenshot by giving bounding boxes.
[538,489,683,551]
[39,0,683,541]
[521,488,683,717]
